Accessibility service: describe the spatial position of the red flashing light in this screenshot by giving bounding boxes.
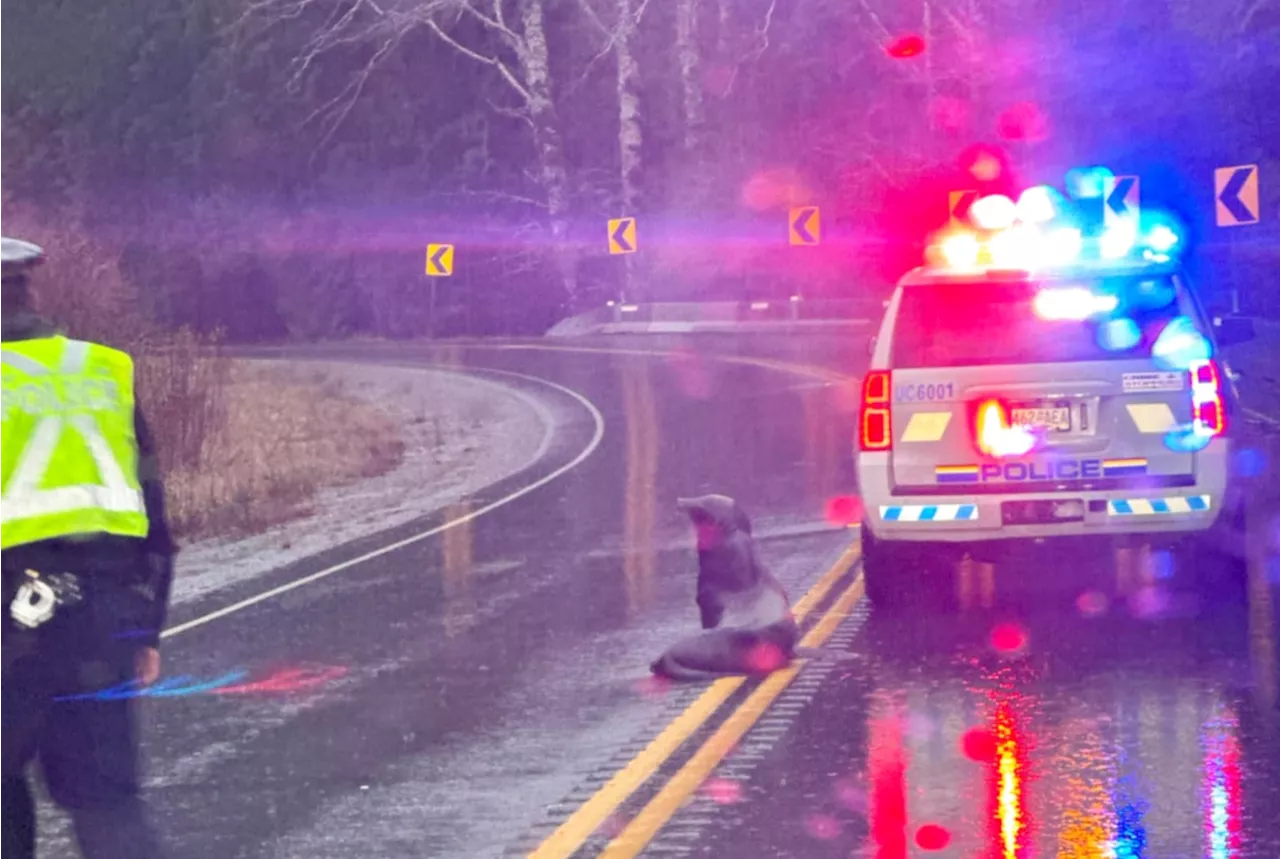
[1190,360,1226,439]
[860,371,892,451]
[1196,400,1224,434]
[886,34,925,58]
[1193,360,1219,387]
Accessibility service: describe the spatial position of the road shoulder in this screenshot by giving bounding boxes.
[170,360,551,606]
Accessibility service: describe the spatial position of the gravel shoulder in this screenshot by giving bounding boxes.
[170,361,552,606]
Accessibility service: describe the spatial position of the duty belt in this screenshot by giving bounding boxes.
[9,568,83,629]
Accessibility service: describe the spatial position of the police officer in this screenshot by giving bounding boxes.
[2,236,176,858]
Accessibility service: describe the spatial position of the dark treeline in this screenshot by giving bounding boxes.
[3,0,1277,339]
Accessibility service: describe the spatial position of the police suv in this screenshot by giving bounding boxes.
[856,208,1255,606]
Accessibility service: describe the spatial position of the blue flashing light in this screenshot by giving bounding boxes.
[1147,224,1179,253]
[1065,165,1114,199]
[1132,278,1178,312]
[1165,424,1213,453]
[1101,222,1138,259]
[1152,316,1212,370]
[1098,317,1142,352]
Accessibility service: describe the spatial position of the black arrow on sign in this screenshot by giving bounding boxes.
[1219,167,1257,223]
[1106,177,1136,216]
[792,208,818,244]
[612,219,634,252]
[428,245,450,272]
[952,191,978,222]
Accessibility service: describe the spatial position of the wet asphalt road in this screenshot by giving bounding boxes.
[33,333,1280,858]
[652,566,1280,858]
[38,335,863,858]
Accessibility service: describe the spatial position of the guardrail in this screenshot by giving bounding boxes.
[546,299,879,337]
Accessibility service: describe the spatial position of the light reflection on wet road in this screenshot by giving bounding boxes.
[32,334,1279,858]
[653,519,1280,858]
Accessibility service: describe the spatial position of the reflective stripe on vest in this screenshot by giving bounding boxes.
[1,337,148,549]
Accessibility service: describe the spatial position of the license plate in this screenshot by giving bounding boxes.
[1011,405,1071,432]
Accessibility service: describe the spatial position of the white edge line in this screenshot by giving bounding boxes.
[409,364,558,469]
[1243,406,1280,429]
[161,367,606,639]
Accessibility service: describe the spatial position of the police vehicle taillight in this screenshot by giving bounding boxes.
[1190,359,1226,438]
[860,371,892,451]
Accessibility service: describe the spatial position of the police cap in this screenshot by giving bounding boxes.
[2,237,46,279]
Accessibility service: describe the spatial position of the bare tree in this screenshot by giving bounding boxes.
[675,0,706,204]
[577,0,648,300]
[235,0,579,297]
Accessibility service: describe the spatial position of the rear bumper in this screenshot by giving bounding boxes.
[857,442,1233,544]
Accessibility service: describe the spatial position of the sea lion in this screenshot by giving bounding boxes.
[650,495,799,680]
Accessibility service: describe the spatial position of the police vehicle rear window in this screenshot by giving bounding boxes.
[891,275,1195,369]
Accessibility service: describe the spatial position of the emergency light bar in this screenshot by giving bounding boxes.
[926,188,1183,273]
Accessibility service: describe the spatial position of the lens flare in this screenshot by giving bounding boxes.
[1015,186,1058,223]
[1152,316,1212,370]
[886,34,926,58]
[1065,165,1114,199]
[1043,227,1083,265]
[1097,318,1142,352]
[962,728,997,762]
[805,813,842,840]
[990,622,1029,654]
[701,777,744,804]
[745,641,788,673]
[970,195,1018,231]
[1147,224,1179,253]
[825,495,863,526]
[987,225,1038,268]
[976,401,1035,458]
[1075,590,1110,617]
[1100,222,1138,259]
[915,824,953,851]
[941,233,981,268]
[1033,287,1118,321]
[1233,447,1266,478]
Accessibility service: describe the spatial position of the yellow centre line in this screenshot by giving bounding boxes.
[600,573,866,857]
[527,542,861,859]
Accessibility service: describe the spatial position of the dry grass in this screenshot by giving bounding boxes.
[2,204,405,542]
[159,361,405,540]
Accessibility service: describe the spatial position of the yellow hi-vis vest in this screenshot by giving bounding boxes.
[1,337,149,550]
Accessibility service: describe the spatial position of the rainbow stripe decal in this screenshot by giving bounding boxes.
[935,464,981,484]
[1102,458,1148,477]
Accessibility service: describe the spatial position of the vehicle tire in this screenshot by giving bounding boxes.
[861,524,917,610]
[1184,501,1249,606]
